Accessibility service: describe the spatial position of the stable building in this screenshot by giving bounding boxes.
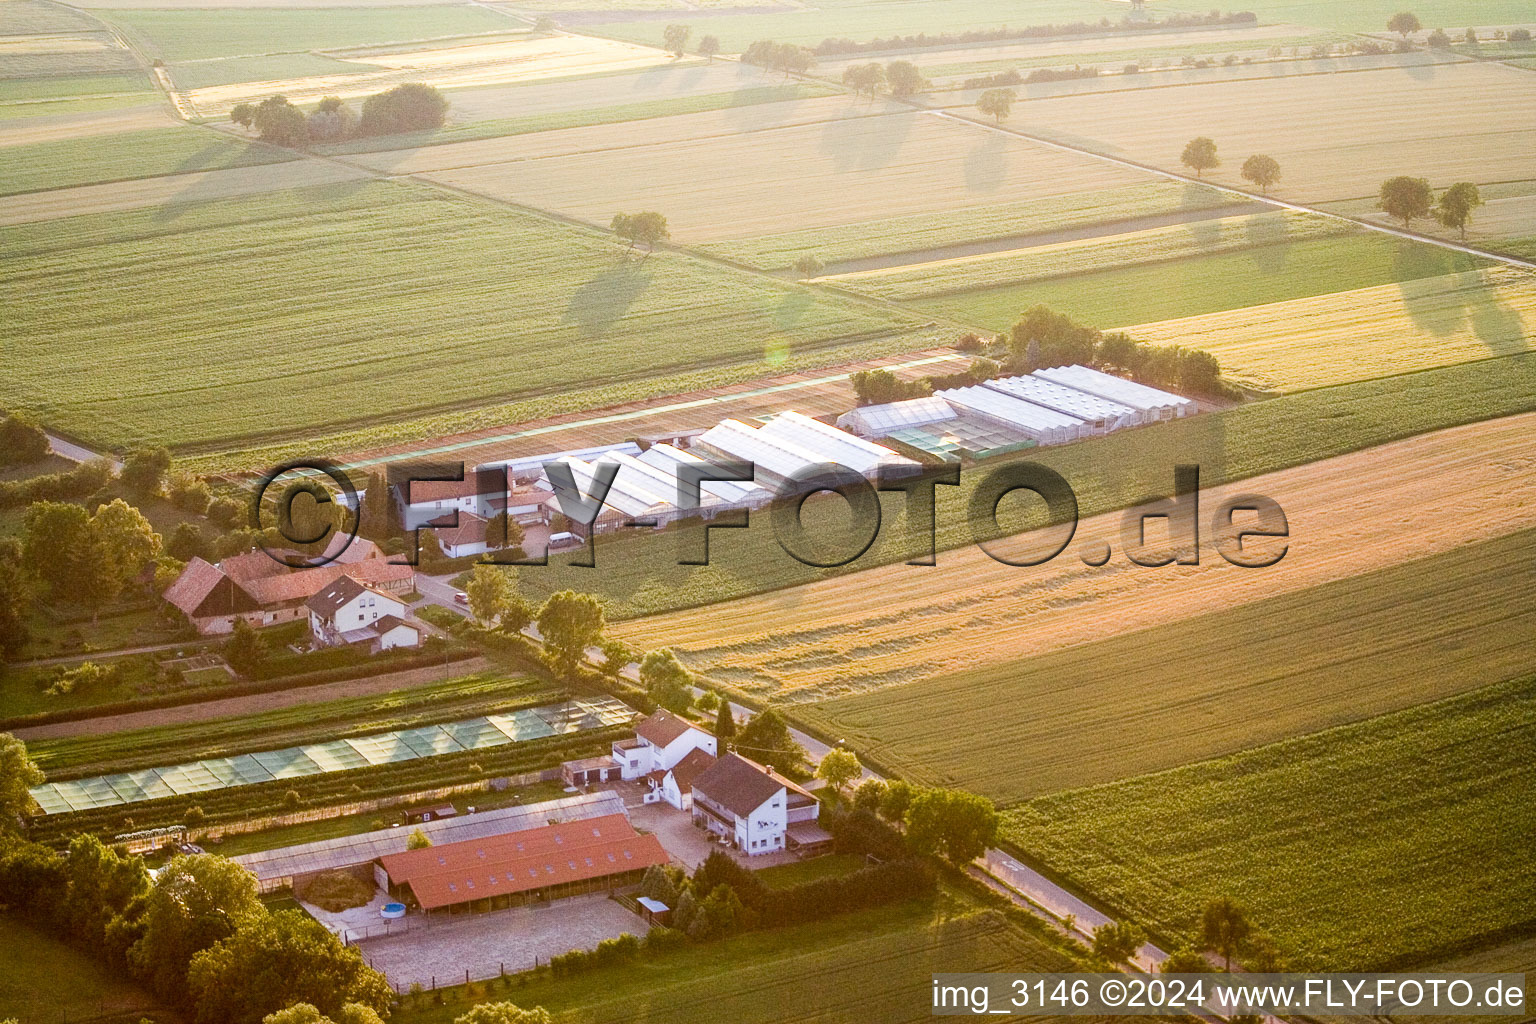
[376,813,668,914]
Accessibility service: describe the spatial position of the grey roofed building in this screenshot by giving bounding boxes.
[304,574,376,616]
[231,791,628,891]
[691,752,792,818]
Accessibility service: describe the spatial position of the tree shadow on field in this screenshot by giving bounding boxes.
[1395,243,1474,338]
[563,259,652,338]
[817,105,911,173]
[963,131,1007,194]
[774,288,813,331]
[1242,211,1292,274]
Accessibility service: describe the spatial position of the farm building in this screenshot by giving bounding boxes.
[377,812,667,914]
[430,511,491,559]
[645,747,716,811]
[694,415,915,491]
[982,375,1142,434]
[691,753,828,856]
[488,442,643,486]
[534,453,681,536]
[306,576,420,651]
[756,410,921,478]
[1033,364,1197,420]
[635,442,772,510]
[231,792,627,893]
[932,385,1089,447]
[836,396,957,439]
[616,708,718,781]
[694,418,827,492]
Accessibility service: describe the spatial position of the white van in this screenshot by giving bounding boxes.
[548,531,579,548]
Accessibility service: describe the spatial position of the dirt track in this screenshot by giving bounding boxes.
[12,656,491,741]
[619,412,1536,699]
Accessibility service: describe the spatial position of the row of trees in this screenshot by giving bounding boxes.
[1378,176,1483,237]
[660,24,719,61]
[810,10,1257,56]
[847,778,1000,864]
[1177,136,1282,193]
[1387,12,1528,47]
[231,83,449,148]
[841,59,927,98]
[741,39,816,76]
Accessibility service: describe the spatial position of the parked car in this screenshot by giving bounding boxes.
[453,592,468,605]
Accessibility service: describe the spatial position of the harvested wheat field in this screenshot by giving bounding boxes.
[1014,61,1536,202]
[1128,268,1536,392]
[419,109,1152,242]
[186,33,673,113]
[618,412,1536,702]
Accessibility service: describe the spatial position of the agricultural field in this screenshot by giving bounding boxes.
[910,233,1492,334]
[1159,0,1536,34]
[0,124,296,195]
[0,916,162,1022]
[1009,61,1536,202]
[1128,268,1536,392]
[0,178,931,451]
[1320,178,1536,255]
[27,670,559,776]
[0,69,150,102]
[1002,674,1536,970]
[799,527,1536,802]
[621,413,1536,702]
[412,107,1156,243]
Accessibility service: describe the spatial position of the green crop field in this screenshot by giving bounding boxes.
[796,528,1536,803]
[0,915,162,1022]
[1161,0,1536,33]
[395,903,1096,1024]
[101,6,514,62]
[0,71,151,102]
[696,181,1238,270]
[910,233,1490,332]
[0,179,926,452]
[1003,673,1536,970]
[167,52,385,91]
[29,671,558,777]
[0,126,297,197]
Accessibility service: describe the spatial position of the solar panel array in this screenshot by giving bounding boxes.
[29,697,636,816]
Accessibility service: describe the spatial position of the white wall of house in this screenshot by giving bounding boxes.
[618,728,716,781]
[378,623,421,651]
[439,538,489,560]
[659,772,690,811]
[737,791,787,855]
[319,589,406,634]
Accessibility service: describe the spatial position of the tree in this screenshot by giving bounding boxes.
[307,97,358,143]
[878,778,914,822]
[885,60,926,97]
[816,748,861,792]
[1426,27,1451,47]
[89,498,162,609]
[1435,181,1483,239]
[465,563,516,628]
[842,62,885,98]
[743,40,813,76]
[487,511,524,553]
[169,474,213,515]
[406,828,432,850]
[224,618,267,677]
[129,853,266,1000]
[976,87,1015,122]
[60,833,150,949]
[1378,175,1433,228]
[208,495,245,530]
[532,15,557,32]
[264,1005,386,1024]
[713,699,736,741]
[698,35,720,62]
[733,708,805,773]
[21,500,91,599]
[1180,136,1219,177]
[1240,153,1280,192]
[904,788,998,864]
[188,909,390,1024]
[0,539,32,661]
[358,471,389,542]
[1246,931,1284,972]
[791,254,825,279]
[121,446,172,498]
[662,24,690,58]
[1202,896,1253,971]
[536,590,606,676]
[1387,11,1421,37]
[252,95,309,148]
[359,83,449,136]
[639,648,693,713]
[230,103,255,128]
[0,733,44,828]
[453,1003,552,1024]
[0,412,49,466]
[1091,920,1147,965]
[852,777,885,811]
[1160,944,1214,973]
[610,211,670,256]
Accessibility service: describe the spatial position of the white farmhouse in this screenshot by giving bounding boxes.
[690,753,826,856]
[306,576,420,651]
[612,709,717,781]
[646,747,716,811]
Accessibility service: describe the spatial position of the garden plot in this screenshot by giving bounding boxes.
[1008,60,1536,202]
[419,109,1152,242]
[186,32,674,114]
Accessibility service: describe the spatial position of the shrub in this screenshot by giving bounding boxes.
[360,83,448,136]
[1510,28,1531,42]
[0,412,49,466]
[297,868,375,911]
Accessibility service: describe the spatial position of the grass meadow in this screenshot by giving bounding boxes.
[1002,673,1536,970]
[0,915,161,1022]
[0,126,297,196]
[796,528,1536,801]
[0,179,925,451]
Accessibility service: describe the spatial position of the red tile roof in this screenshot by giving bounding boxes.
[241,558,413,607]
[667,748,716,795]
[378,813,667,910]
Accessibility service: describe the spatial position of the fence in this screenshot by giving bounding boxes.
[198,769,559,843]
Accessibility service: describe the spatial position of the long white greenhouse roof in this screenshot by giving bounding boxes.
[838,396,957,434]
[602,450,722,513]
[636,444,768,506]
[984,375,1138,421]
[29,697,636,816]
[1034,365,1196,412]
[757,411,918,476]
[483,442,643,479]
[542,455,675,520]
[232,791,627,883]
[696,419,826,482]
[933,385,1087,432]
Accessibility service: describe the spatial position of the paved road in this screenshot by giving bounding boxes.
[46,432,121,471]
